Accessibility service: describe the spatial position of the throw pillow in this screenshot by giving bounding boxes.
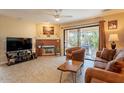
[114,49,124,61]
[116,57,124,62]
[105,60,122,73]
[100,48,116,61]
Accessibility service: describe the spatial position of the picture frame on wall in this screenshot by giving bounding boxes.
[43,26,54,37]
[108,20,117,30]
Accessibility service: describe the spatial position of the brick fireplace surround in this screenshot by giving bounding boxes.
[36,39,60,56]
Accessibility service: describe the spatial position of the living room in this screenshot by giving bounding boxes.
[0,9,124,83]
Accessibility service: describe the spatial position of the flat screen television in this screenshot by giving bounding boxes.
[6,37,32,52]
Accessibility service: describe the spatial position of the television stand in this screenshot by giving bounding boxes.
[6,50,37,66]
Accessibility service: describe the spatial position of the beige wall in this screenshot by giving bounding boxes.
[103,12,124,49]
[0,15,36,64]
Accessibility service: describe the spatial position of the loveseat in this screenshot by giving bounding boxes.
[85,48,124,83]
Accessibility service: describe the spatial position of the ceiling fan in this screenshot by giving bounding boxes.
[46,9,73,21]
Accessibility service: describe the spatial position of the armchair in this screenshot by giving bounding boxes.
[66,47,85,61]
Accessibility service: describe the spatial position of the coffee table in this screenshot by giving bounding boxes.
[57,60,83,83]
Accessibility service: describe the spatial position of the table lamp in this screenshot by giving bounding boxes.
[109,33,119,49]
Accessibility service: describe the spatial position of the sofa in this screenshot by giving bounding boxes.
[66,47,85,61]
[85,48,124,83]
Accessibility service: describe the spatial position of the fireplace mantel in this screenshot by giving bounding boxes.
[36,39,61,56]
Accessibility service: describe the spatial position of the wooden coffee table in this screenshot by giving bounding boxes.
[57,60,83,83]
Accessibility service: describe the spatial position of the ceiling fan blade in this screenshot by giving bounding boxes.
[102,9,111,12]
[42,13,55,16]
[59,15,73,18]
[55,9,62,14]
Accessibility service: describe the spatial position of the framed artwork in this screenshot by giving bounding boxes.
[43,26,54,37]
[108,20,117,30]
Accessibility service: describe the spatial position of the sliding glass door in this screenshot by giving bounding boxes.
[64,25,99,59]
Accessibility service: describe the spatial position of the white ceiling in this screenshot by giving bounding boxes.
[0,9,104,24]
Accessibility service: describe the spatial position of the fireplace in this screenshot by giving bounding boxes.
[42,45,55,55]
[36,39,61,56]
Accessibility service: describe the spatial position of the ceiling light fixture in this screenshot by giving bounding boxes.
[55,17,60,21]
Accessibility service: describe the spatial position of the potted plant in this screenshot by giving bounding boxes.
[55,46,60,55]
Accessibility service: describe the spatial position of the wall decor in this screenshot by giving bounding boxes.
[43,26,54,37]
[108,20,117,30]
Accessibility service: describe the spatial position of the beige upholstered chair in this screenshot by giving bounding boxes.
[66,47,85,61]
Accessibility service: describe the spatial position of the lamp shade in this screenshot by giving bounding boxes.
[109,34,119,42]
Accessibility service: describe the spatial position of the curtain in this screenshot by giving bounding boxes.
[99,20,106,50]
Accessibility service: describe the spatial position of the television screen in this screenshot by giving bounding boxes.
[6,37,32,51]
